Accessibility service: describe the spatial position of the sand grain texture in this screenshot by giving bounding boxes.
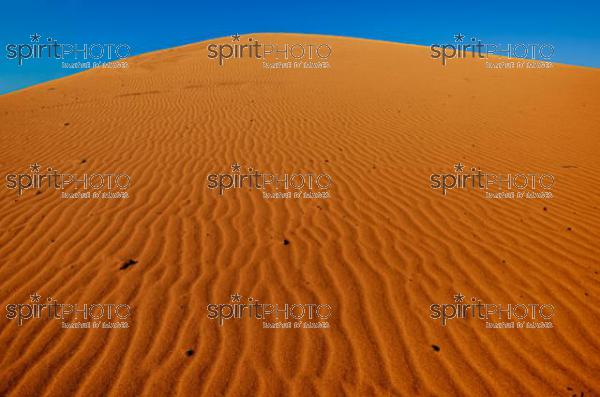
[0,34,599,396]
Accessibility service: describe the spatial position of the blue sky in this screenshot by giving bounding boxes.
[1,0,599,94]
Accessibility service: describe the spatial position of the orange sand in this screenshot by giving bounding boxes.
[0,34,599,396]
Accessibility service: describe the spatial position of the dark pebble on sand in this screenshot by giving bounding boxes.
[119,259,138,270]
[185,349,194,357]
[283,239,290,246]
[432,345,440,352]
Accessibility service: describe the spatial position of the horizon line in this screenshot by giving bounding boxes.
[2,32,598,97]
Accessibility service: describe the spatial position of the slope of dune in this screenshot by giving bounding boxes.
[0,33,599,396]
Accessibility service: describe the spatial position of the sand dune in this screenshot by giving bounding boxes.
[0,34,599,396]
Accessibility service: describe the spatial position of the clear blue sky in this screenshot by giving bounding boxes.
[1,0,599,94]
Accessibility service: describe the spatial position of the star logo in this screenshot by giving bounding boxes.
[454,163,464,172]
[30,163,41,173]
[231,163,241,172]
[453,293,465,303]
[232,34,241,42]
[454,33,465,42]
[30,293,41,302]
[30,33,41,42]
[230,293,242,302]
